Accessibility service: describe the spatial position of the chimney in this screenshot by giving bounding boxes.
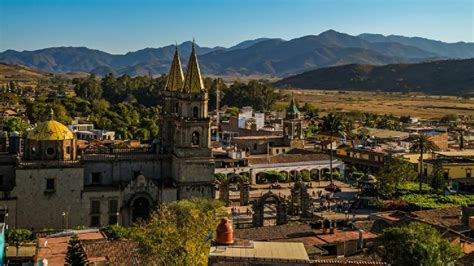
[216,217,234,245]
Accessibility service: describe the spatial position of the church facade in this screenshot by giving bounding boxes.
[0,43,215,230]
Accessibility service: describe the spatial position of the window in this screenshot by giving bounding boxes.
[193,107,199,118]
[90,216,100,227]
[91,200,101,214]
[0,175,3,187]
[174,103,179,113]
[66,146,71,154]
[253,143,257,150]
[276,149,279,154]
[91,172,102,184]
[109,199,118,213]
[444,170,449,180]
[46,147,55,156]
[46,179,55,191]
[467,169,472,178]
[424,167,428,176]
[191,131,200,146]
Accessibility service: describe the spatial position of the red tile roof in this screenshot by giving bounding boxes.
[36,231,105,265]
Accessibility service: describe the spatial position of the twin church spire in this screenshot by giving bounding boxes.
[165,41,204,92]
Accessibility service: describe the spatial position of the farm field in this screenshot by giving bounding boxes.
[282,89,474,119]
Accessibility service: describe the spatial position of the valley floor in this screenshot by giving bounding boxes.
[282,89,474,119]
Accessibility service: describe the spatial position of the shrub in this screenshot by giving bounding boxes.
[352,172,364,179]
[324,172,340,180]
[400,194,474,210]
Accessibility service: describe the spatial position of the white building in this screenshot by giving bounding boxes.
[238,106,264,130]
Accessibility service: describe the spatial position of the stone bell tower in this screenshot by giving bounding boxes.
[283,95,304,149]
[159,46,184,154]
[171,41,215,199]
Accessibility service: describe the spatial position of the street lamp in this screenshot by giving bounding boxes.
[62,212,68,231]
[116,212,120,226]
[5,212,9,230]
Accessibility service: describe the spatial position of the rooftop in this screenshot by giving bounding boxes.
[81,239,145,265]
[436,150,474,158]
[234,224,378,246]
[36,230,105,265]
[248,153,331,165]
[233,135,283,140]
[352,127,409,140]
[27,120,74,141]
[209,241,310,263]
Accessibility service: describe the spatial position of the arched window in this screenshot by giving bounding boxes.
[191,131,200,146]
[193,106,199,118]
[174,103,179,114]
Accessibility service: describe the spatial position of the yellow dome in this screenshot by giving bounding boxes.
[27,120,74,141]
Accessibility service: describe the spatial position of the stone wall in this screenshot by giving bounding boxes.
[83,160,161,185]
[12,167,86,230]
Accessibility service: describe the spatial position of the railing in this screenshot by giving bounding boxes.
[83,147,151,154]
[18,160,81,169]
[81,153,157,161]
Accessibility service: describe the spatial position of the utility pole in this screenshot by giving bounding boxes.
[216,78,221,142]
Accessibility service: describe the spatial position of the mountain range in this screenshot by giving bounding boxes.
[275,58,474,96]
[1,30,473,77]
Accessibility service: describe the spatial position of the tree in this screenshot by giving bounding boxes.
[440,113,458,124]
[380,222,463,265]
[8,229,32,257]
[410,134,439,192]
[319,112,344,184]
[222,80,281,111]
[130,198,226,264]
[430,159,447,194]
[377,155,417,198]
[101,224,130,240]
[264,170,287,183]
[66,234,88,266]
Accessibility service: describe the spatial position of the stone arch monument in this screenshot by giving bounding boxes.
[252,191,288,227]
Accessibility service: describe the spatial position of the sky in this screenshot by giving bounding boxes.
[0,0,473,54]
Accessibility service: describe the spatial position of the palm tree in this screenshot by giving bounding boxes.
[410,134,439,192]
[320,112,344,184]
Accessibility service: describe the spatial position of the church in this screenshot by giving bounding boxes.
[0,43,215,229]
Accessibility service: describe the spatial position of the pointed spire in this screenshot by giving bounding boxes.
[165,45,184,91]
[183,40,204,93]
[287,93,299,114]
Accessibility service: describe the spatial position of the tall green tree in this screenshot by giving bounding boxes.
[65,234,88,266]
[430,159,447,194]
[380,222,463,266]
[130,198,226,264]
[377,155,417,198]
[410,134,439,192]
[8,229,32,257]
[319,112,344,184]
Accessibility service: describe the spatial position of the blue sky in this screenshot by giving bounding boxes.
[0,0,472,54]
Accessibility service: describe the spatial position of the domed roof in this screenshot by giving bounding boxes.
[27,120,74,141]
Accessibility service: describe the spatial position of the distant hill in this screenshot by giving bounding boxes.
[359,33,474,59]
[1,30,473,77]
[0,63,87,87]
[0,63,52,87]
[274,59,474,95]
